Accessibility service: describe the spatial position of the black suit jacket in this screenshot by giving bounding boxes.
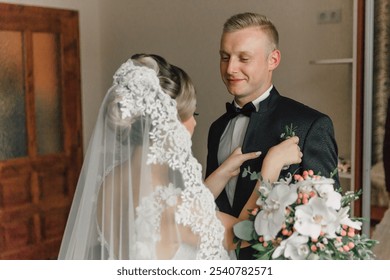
[205,87,339,259]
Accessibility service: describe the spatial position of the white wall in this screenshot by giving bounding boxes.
[2,0,354,175]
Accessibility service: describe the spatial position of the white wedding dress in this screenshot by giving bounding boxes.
[58,58,229,260]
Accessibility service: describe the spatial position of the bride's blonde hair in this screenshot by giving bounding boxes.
[131,54,196,122]
[107,53,196,124]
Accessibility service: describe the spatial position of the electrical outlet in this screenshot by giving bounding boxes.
[318,9,342,24]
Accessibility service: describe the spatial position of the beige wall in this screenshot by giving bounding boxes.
[98,0,354,171]
[2,0,354,174]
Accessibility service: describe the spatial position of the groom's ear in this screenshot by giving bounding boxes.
[268,49,281,71]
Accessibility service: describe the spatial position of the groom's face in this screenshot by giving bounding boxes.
[219,27,280,107]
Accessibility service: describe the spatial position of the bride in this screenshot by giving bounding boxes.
[58,54,302,260]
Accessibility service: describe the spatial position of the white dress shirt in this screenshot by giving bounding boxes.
[217,85,273,206]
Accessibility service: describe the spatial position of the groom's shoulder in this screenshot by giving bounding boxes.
[277,92,328,119]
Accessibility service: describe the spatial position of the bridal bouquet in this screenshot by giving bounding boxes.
[233,170,378,260]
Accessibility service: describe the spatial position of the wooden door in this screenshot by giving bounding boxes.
[0,3,83,259]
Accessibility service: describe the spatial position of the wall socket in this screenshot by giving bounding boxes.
[318,9,342,24]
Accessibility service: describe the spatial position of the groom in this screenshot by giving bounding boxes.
[205,13,339,259]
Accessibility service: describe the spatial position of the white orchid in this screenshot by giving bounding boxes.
[257,180,273,201]
[314,183,342,210]
[294,197,339,239]
[254,183,297,241]
[235,168,378,260]
[295,179,316,194]
[272,232,309,260]
[336,206,362,230]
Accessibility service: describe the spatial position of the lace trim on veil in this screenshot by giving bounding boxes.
[114,60,228,259]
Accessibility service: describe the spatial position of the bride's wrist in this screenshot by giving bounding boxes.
[263,155,284,172]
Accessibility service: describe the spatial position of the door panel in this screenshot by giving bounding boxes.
[0,4,82,259]
[0,30,28,160]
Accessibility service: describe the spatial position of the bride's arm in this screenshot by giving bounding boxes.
[205,136,301,201]
[217,211,250,251]
[217,138,301,249]
[238,136,302,219]
[204,148,261,198]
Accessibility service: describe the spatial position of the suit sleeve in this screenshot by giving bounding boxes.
[301,115,340,186]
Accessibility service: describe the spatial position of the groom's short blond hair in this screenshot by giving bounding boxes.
[223,12,279,50]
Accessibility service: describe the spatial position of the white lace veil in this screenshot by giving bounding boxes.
[58,57,228,259]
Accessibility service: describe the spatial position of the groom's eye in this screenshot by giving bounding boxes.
[194,112,199,117]
[219,52,230,62]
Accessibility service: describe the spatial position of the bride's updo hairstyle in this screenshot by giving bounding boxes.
[106,53,196,139]
[131,53,197,122]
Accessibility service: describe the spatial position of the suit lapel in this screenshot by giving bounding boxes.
[231,89,281,214]
[215,88,283,216]
[212,113,234,214]
[208,114,232,171]
[211,115,231,149]
[241,88,280,153]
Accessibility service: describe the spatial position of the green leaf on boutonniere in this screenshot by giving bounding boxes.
[280,123,297,140]
[242,167,262,181]
[242,167,249,178]
[250,171,260,181]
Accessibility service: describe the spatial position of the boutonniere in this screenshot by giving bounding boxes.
[280,123,297,140]
[280,123,298,170]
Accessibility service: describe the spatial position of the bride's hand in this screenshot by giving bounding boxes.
[261,136,302,183]
[265,136,303,169]
[205,147,261,198]
[239,137,303,220]
[219,147,261,178]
